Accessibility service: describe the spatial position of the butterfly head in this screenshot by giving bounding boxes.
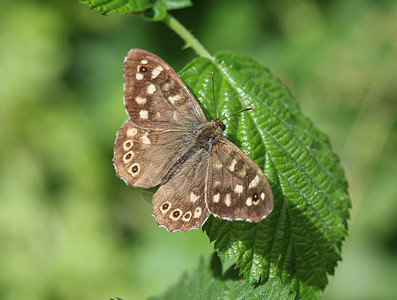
[213,118,226,135]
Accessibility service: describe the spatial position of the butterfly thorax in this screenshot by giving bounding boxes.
[195,119,226,146]
[162,119,225,183]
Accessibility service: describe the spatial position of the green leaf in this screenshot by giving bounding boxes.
[80,0,192,20]
[178,51,351,299]
[151,254,296,300]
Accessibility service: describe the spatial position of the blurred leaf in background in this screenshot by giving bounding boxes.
[0,0,396,299]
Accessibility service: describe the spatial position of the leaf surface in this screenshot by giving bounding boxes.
[151,255,296,300]
[178,51,351,298]
[80,0,192,19]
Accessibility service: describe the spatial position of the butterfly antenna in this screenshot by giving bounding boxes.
[220,108,254,121]
[211,72,219,119]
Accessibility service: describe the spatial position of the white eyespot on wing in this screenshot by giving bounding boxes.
[246,197,252,206]
[228,159,237,172]
[261,192,265,200]
[141,59,148,64]
[147,84,156,94]
[182,211,192,222]
[127,127,138,137]
[234,184,243,194]
[168,94,182,105]
[249,175,260,188]
[190,192,199,203]
[169,209,182,221]
[141,133,151,144]
[160,202,171,214]
[136,73,143,80]
[128,163,140,176]
[253,196,260,205]
[135,96,147,105]
[213,193,220,203]
[123,151,134,164]
[123,140,133,151]
[224,194,231,207]
[151,66,164,79]
[139,110,149,119]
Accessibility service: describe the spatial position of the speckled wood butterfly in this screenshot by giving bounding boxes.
[113,49,273,232]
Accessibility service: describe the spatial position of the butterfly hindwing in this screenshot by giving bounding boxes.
[152,148,211,232]
[206,137,273,222]
[123,49,206,130]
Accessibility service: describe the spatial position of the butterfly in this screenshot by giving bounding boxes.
[113,49,273,232]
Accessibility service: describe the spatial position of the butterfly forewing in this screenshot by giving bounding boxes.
[206,137,273,221]
[123,49,206,130]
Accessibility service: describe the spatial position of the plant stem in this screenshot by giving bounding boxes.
[163,14,213,61]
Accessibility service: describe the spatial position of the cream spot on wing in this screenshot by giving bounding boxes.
[214,160,222,169]
[190,192,199,203]
[123,140,133,151]
[147,84,156,94]
[234,184,243,194]
[141,59,148,64]
[127,127,138,137]
[151,65,163,79]
[141,133,151,144]
[135,96,147,105]
[170,209,182,221]
[246,197,252,206]
[128,163,140,176]
[213,193,220,203]
[160,202,171,214]
[163,82,171,91]
[123,151,134,164]
[249,175,260,188]
[172,111,178,121]
[214,181,222,187]
[136,73,143,80]
[261,192,265,200]
[168,94,182,105]
[139,110,148,119]
[193,207,202,218]
[239,168,246,178]
[224,194,231,207]
[228,159,237,172]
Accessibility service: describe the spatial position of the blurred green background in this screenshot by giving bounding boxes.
[1,0,396,299]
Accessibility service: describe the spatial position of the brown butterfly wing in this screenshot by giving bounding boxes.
[206,137,273,221]
[114,49,208,189]
[123,49,206,130]
[152,148,210,232]
[113,120,195,188]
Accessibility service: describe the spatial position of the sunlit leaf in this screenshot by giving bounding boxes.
[178,51,351,298]
[80,0,192,20]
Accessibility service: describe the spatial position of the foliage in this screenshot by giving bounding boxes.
[79,0,351,298]
[178,52,350,298]
[2,0,397,299]
[151,255,296,300]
